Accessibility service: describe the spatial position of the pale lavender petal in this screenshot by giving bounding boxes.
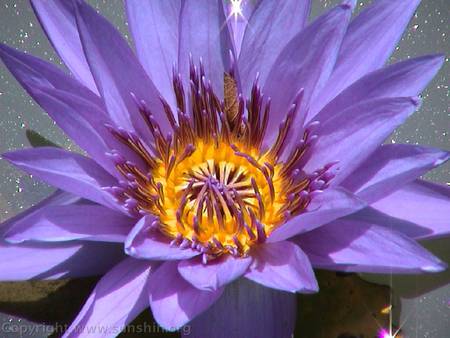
[312,54,444,122]
[178,255,252,291]
[263,1,353,145]
[268,188,365,242]
[238,0,311,95]
[245,241,318,293]
[2,147,119,210]
[125,0,182,108]
[183,278,296,338]
[4,204,133,244]
[310,0,422,117]
[371,180,450,240]
[295,218,446,273]
[74,1,170,137]
[304,97,420,184]
[341,144,448,202]
[0,240,124,281]
[30,0,98,94]
[63,257,155,338]
[125,216,200,261]
[178,0,233,97]
[148,261,223,330]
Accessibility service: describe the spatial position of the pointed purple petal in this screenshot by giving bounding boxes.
[262,1,353,146]
[63,258,155,338]
[178,0,234,97]
[0,43,102,106]
[312,54,445,122]
[304,97,420,184]
[0,190,80,235]
[30,0,98,94]
[372,180,450,240]
[183,278,296,338]
[178,255,252,291]
[0,43,151,175]
[225,0,261,56]
[125,0,182,108]
[345,207,438,242]
[0,240,124,281]
[74,1,170,137]
[238,0,311,95]
[310,0,422,117]
[125,216,200,261]
[245,241,318,293]
[341,144,448,202]
[0,43,122,177]
[2,147,119,210]
[296,218,446,273]
[269,188,366,242]
[148,261,223,330]
[4,205,133,244]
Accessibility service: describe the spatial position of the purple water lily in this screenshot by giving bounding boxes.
[1,0,449,337]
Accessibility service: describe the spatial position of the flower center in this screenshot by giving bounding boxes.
[104,61,332,260]
[153,140,287,257]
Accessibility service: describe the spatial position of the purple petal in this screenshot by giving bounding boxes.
[268,188,366,242]
[238,0,311,95]
[2,147,119,210]
[345,207,436,242]
[178,255,252,291]
[0,240,124,281]
[30,0,98,94]
[341,144,448,202]
[4,204,133,244]
[312,54,444,122]
[125,216,200,261]
[148,261,223,330]
[0,190,80,236]
[73,1,170,137]
[33,89,120,176]
[125,0,182,108]
[0,43,102,106]
[304,97,420,184]
[0,43,152,173]
[224,0,261,56]
[295,217,446,273]
[262,1,353,146]
[183,278,296,338]
[371,180,450,240]
[310,0,422,117]
[63,258,155,338]
[178,0,233,97]
[245,241,318,293]
[37,86,149,175]
[0,44,122,177]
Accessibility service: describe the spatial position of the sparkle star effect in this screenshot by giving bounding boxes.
[379,329,394,338]
[378,328,403,338]
[229,0,244,21]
